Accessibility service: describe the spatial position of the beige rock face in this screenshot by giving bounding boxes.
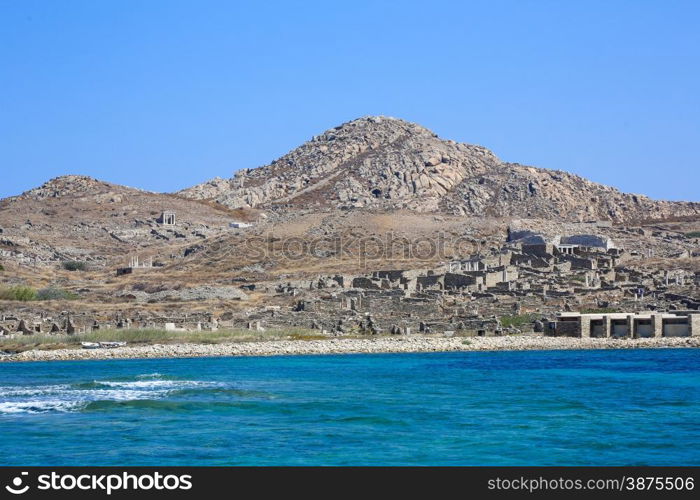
[179,116,700,223]
[180,116,500,212]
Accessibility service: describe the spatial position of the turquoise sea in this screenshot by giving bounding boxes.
[0,348,699,465]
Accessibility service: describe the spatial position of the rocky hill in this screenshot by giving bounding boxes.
[180,116,700,222]
[0,175,247,267]
[1,117,699,276]
[1,121,699,326]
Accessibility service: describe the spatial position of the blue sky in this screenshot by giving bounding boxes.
[1,0,698,200]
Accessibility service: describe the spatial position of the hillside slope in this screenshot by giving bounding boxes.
[0,175,247,266]
[180,116,700,222]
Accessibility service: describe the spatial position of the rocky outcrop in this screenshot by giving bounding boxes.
[14,175,123,201]
[442,163,700,222]
[180,116,500,211]
[180,116,700,222]
[0,175,240,267]
[118,286,248,303]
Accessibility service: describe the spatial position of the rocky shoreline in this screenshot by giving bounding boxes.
[1,335,699,363]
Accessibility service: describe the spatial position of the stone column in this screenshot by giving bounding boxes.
[651,314,663,338]
[690,314,700,337]
[627,314,636,338]
[579,316,591,338]
[602,316,611,338]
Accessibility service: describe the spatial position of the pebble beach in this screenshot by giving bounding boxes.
[2,335,699,362]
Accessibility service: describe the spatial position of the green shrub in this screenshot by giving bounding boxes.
[62,261,88,271]
[499,313,537,328]
[36,287,79,300]
[0,286,77,301]
[581,307,619,314]
[0,286,37,301]
[0,328,323,351]
[0,264,4,271]
[685,231,700,239]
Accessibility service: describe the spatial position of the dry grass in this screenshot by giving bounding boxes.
[0,327,325,353]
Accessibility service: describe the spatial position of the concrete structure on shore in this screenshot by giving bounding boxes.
[546,311,700,338]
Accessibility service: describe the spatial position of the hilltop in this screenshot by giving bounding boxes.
[0,175,253,267]
[180,116,700,222]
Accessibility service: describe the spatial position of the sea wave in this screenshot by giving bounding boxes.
[0,385,73,397]
[0,400,84,414]
[96,380,216,390]
[0,374,225,415]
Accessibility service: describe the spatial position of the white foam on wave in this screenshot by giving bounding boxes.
[74,388,173,401]
[97,380,216,390]
[0,375,221,415]
[0,385,73,397]
[0,400,84,414]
